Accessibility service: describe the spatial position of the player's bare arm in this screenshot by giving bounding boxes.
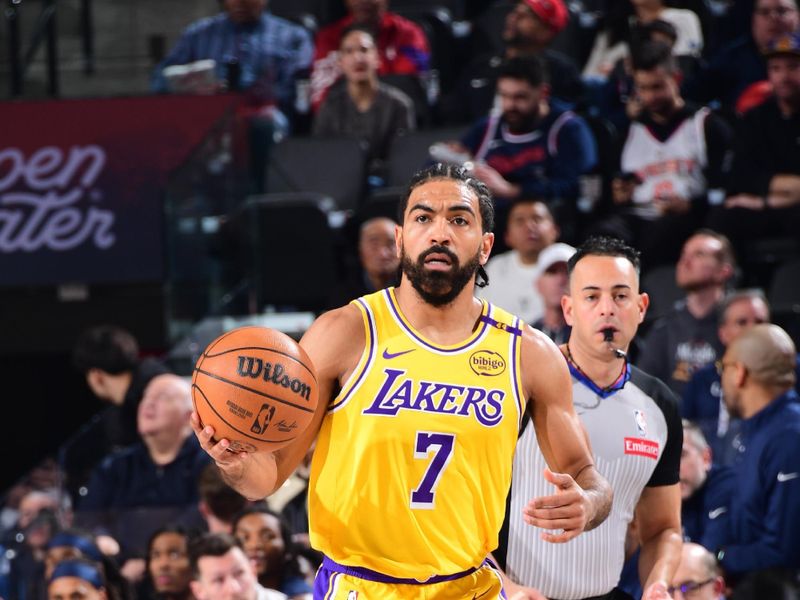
[636,484,682,600]
[519,325,612,542]
[191,303,365,500]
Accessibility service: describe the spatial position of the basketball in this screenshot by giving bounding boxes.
[191,326,318,453]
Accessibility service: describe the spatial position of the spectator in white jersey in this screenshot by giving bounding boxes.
[637,230,736,397]
[496,236,682,600]
[477,199,559,324]
[595,41,733,270]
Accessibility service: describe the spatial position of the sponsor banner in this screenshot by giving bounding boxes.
[623,436,660,459]
[0,94,235,285]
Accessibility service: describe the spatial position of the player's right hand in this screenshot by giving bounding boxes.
[190,411,250,476]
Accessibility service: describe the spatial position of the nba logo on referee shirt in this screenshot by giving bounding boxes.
[634,410,648,436]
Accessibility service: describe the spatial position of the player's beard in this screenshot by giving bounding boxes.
[400,244,481,307]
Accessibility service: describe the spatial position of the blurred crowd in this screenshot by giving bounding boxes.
[4,0,800,598]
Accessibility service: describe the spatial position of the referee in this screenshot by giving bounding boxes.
[498,237,682,600]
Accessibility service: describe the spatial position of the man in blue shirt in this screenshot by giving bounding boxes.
[712,324,800,578]
[152,0,313,114]
[152,0,313,192]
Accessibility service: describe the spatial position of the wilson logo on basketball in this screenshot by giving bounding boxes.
[236,356,312,401]
[469,350,506,376]
[623,437,660,459]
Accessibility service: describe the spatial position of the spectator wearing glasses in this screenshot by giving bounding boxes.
[668,543,725,600]
[684,290,800,464]
[682,290,770,463]
[710,324,800,578]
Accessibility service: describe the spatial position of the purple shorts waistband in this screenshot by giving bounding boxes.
[321,556,483,585]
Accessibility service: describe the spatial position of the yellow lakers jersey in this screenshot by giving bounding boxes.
[308,288,526,580]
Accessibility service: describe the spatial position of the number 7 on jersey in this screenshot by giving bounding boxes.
[410,432,455,509]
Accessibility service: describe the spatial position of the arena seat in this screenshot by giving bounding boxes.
[386,126,469,187]
[242,193,339,312]
[266,136,368,210]
[769,258,800,313]
[641,265,682,323]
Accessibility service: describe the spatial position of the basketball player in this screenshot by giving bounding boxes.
[499,237,682,600]
[191,164,612,598]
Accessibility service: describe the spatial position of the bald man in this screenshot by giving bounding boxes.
[710,324,800,577]
[668,543,725,600]
[77,374,210,569]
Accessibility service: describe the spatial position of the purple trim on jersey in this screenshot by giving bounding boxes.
[329,297,376,411]
[484,558,509,599]
[567,359,631,399]
[320,556,482,585]
[384,288,490,353]
[480,313,523,336]
[314,564,340,598]
[510,316,524,427]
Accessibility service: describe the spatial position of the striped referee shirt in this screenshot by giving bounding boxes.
[497,360,681,600]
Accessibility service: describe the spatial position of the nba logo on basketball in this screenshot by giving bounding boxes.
[251,403,276,434]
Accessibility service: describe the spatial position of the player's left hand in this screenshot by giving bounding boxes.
[522,468,591,543]
[642,581,670,600]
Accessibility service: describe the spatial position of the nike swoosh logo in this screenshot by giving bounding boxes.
[777,472,799,482]
[382,348,415,360]
[472,589,492,600]
[708,507,727,519]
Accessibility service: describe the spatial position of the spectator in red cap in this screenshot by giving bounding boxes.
[523,0,568,34]
[309,0,430,112]
[442,0,583,124]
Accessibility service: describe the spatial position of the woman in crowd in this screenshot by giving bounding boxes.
[139,525,195,600]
